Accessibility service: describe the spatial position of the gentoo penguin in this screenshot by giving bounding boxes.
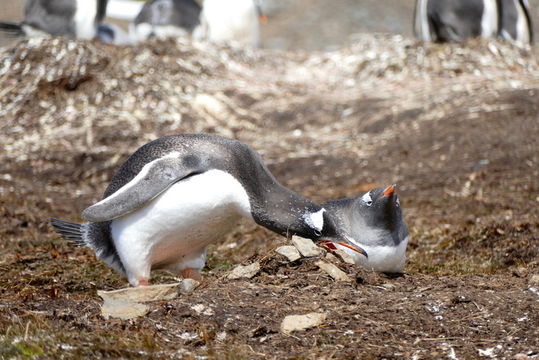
[498,0,533,44]
[129,0,201,42]
[0,0,108,40]
[193,0,265,47]
[321,185,409,273]
[97,23,133,45]
[413,0,533,44]
[413,0,499,42]
[51,134,367,286]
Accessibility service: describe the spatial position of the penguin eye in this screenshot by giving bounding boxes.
[361,192,373,207]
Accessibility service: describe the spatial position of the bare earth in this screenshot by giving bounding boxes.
[0,32,538,359]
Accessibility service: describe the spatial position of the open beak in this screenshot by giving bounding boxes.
[320,239,368,258]
[382,184,396,197]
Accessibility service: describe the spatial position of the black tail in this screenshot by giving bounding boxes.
[0,22,24,37]
[49,218,86,247]
[49,217,126,275]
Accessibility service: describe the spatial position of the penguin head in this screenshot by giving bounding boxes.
[354,184,404,233]
[303,208,369,258]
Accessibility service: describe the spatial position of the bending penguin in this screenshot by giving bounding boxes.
[51,134,367,287]
[413,0,533,44]
[0,0,108,40]
[129,0,201,42]
[322,185,409,273]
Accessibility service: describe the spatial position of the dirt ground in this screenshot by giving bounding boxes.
[1,23,539,360]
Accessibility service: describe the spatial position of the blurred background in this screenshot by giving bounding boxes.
[2,0,538,50]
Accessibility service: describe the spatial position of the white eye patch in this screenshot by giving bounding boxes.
[361,191,373,206]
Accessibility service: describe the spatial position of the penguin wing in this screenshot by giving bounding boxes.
[81,155,204,222]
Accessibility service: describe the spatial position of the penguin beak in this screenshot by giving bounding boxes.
[382,184,396,197]
[259,14,268,24]
[320,239,368,258]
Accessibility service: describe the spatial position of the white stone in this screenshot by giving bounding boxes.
[101,299,149,320]
[191,304,214,316]
[529,274,539,285]
[227,262,260,280]
[97,283,180,303]
[276,245,301,262]
[334,249,356,265]
[291,236,323,257]
[179,278,200,294]
[316,261,350,282]
[281,313,327,334]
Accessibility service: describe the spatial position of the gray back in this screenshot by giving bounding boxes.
[23,0,77,37]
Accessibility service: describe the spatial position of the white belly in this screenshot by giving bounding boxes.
[338,236,409,273]
[74,0,98,39]
[110,169,252,276]
[199,0,260,47]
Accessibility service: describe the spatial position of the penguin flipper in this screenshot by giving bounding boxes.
[82,155,204,222]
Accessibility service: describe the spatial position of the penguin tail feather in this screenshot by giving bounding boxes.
[0,22,24,37]
[49,218,86,247]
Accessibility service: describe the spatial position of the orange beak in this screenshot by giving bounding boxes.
[382,184,396,197]
[320,240,368,258]
[259,14,268,24]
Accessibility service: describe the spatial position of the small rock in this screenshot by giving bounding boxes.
[281,312,327,334]
[529,274,539,285]
[191,304,214,316]
[179,278,200,294]
[101,299,149,320]
[97,283,180,303]
[325,252,339,263]
[291,236,323,257]
[276,245,301,262]
[382,283,396,290]
[227,262,260,280]
[316,261,350,282]
[334,249,356,265]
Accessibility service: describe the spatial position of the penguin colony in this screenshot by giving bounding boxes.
[1,0,532,285]
[0,0,267,47]
[0,0,533,46]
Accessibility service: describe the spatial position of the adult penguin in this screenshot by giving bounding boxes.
[51,134,367,286]
[0,0,108,40]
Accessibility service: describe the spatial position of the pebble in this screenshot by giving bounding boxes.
[227,262,261,280]
[316,261,350,282]
[334,249,356,265]
[529,274,539,285]
[97,283,180,303]
[276,245,301,262]
[281,312,327,334]
[179,278,200,294]
[291,236,323,257]
[101,299,149,320]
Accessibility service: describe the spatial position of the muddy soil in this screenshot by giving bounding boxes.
[0,33,538,359]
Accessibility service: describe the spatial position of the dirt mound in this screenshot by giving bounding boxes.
[1,36,538,358]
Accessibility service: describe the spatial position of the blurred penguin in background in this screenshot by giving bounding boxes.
[414,0,533,44]
[0,0,108,40]
[130,0,202,42]
[97,23,133,45]
[498,0,533,44]
[194,0,267,47]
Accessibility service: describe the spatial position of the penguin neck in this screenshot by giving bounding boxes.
[249,182,323,239]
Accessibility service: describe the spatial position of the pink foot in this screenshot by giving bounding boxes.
[181,268,203,281]
[138,278,151,286]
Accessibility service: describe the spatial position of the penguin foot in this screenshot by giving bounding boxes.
[181,268,203,281]
[138,278,151,286]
